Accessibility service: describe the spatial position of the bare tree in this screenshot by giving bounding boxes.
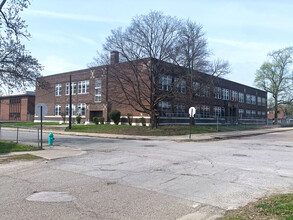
[0,0,42,92]
[91,11,230,128]
[255,47,293,122]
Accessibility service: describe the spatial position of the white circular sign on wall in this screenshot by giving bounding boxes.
[35,103,48,120]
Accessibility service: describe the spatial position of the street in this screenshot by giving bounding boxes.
[1,129,293,219]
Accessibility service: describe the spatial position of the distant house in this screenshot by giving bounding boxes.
[0,91,35,122]
[35,51,267,125]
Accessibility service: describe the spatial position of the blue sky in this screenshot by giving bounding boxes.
[22,0,293,88]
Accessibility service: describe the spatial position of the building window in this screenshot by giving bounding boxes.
[231,91,238,102]
[175,78,186,94]
[222,88,229,100]
[251,95,256,105]
[77,103,86,116]
[262,97,266,106]
[202,86,210,97]
[55,104,61,116]
[55,84,62,96]
[65,104,76,116]
[78,80,89,94]
[257,97,262,106]
[174,104,186,117]
[95,79,102,102]
[214,106,225,118]
[158,101,172,116]
[159,75,172,91]
[239,109,244,119]
[246,94,251,104]
[195,105,201,118]
[193,82,200,96]
[239,92,244,103]
[201,105,210,118]
[66,82,76,95]
[214,87,222,99]
[257,111,262,118]
[262,111,266,118]
[251,110,256,118]
[246,110,251,118]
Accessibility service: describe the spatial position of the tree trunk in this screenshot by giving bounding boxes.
[151,113,158,129]
[274,97,278,125]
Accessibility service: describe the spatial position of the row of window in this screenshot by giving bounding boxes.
[158,75,266,106]
[55,103,86,116]
[158,101,266,119]
[55,79,102,102]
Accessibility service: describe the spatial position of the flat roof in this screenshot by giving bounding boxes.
[0,91,35,98]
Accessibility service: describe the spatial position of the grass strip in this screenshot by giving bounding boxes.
[221,194,293,220]
[0,141,40,153]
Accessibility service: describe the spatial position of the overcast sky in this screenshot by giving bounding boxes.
[22,0,293,88]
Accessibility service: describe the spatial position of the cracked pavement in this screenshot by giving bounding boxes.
[1,129,293,219]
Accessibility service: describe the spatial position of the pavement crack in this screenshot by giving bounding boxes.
[159,177,177,185]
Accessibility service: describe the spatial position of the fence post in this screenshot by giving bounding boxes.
[37,127,39,148]
[16,127,19,144]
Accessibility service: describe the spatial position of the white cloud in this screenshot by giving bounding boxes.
[41,56,83,76]
[24,9,128,23]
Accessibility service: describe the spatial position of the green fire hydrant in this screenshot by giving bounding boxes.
[48,133,55,146]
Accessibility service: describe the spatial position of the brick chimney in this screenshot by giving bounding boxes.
[110,51,119,64]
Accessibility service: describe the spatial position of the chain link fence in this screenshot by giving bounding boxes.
[0,123,45,147]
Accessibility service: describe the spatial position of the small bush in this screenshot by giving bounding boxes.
[139,117,146,126]
[98,117,104,124]
[127,113,133,126]
[93,116,99,124]
[76,116,82,124]
[109,110,121,125]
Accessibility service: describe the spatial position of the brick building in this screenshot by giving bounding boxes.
[35,52,267,125]
[0,91,35,121]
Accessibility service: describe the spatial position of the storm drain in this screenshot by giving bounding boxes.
[26,191,76,202]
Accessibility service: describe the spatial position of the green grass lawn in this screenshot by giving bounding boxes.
[0,141,40,153]
[0,154,42,163]
[65,124,260,136]
[1,122,61,127]
[221,194,293,220]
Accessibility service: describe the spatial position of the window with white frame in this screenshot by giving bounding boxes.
[193,82,200,96]
[214,106,225,118]
[195,105,201,118]
[214,87,222,99]
[257,111,262,118]
[201,105,210,118]
[65,82,77,95]
[262,97,266,106]
[239,109,244,119]
[55,104,61,116]
[251,110,256,118]
[257,97,262,106]
[95,79,102,102]
[77,103,86,116]
[55,84,62,96]
[159,75,172,91]
[231,90,238,101]
[175,78,186,94]
[246,109,251,118]
[174,104,186,117]
[251,95,256,105]
[202,86,210,97]
[78,80,89,94]
[158,101,172,116]
[239,92,244,103]
[65,104,76,116]
[246,94,251,104]
[222,88,229,100]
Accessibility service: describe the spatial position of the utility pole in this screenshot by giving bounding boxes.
[69,75,72,129]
